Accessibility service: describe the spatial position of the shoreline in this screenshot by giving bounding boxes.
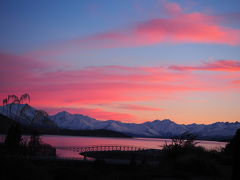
[0,133,228,143]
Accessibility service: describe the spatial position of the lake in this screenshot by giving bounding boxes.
[0,135,227,159]
[39,135,227,159]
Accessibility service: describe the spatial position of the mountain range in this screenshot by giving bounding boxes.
[0,104,239,140]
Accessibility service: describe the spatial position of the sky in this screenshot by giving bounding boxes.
[0,0,240,124]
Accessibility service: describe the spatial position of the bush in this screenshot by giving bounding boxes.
[174,154,219,175]
[161,133,222,177]
[162,133,202,159]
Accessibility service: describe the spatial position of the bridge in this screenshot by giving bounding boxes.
[56,145,148,154]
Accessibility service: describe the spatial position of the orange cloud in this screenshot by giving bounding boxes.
[98,103,163,111]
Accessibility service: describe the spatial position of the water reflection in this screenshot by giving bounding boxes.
[0,135,227,159]
[40,135,227,159]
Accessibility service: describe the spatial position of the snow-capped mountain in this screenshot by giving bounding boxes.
[49,109,240,138]
[0,104,57,129]
[50,111,98,129]
[1,104,240,139]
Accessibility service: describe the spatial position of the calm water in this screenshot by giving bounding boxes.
[40,135,227,159]
[0,135,227,159]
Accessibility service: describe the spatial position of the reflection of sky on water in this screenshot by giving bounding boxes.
[0,135,227,159]
[41,135,227,158]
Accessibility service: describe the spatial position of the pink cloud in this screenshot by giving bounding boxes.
[135,12,240,45]
[232,80,240,86]
[1,53,237,94]
[170,60,240,72]
[24,2,240,57]
[79,12,240,46]
[1,53,239,120]
[0,53,55,91]
[214,13,240,26]
[162,0,183,16]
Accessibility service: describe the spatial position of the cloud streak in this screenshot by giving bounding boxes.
[25,1,240,57]
[98,103,163,111]
[1,53,239,121]
[170,60,240,72]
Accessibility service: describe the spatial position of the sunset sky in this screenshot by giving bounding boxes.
[1,0,240,124]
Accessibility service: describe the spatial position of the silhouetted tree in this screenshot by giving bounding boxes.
[227,129,240,180]
[163,133,197,151]
[162,133,198,161]
[5,123,22,152]
[7,93,30,104]
[2,93,30,119]
[28,130,41,156]
[2,98,8,111]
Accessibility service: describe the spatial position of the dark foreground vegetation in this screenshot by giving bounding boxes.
[0,123,56,157]
[80,133,237,179]
[1,122,240,180]
[0,145,235,180]
[1,157,231,180]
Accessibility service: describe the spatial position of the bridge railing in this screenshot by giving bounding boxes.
[56,145,148,153]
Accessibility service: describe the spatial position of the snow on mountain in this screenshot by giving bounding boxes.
[0,104,57,129]
[1,104,240,138]
[98,120,160,137]
[50,111,98,130]
[50,111,240,138]
[50,112,240,138]
[0,104,35,125]
[189,122,240,137]
[143,120,188,136]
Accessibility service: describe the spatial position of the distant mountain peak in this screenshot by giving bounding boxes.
[1,104,239,140]
[161,119,174,123]
[57,111,71,116]
[151,119,175,124]
[0,103,58,129]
